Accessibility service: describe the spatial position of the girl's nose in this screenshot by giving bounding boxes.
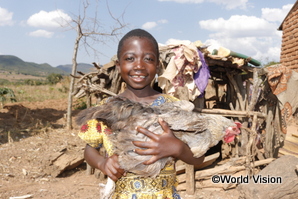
[133,59,145,69]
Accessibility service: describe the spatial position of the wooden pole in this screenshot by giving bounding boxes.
[194,108,267,118]
[185,164,195,195]
[227,72,245,111]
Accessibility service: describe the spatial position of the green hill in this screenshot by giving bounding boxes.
[56,63,95,74]
[0,55,68,77]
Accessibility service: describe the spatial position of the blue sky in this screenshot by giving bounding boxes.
[0,0,295,67]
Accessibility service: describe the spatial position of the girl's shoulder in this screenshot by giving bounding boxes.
[151,94,179,107]
[97,94,179,107]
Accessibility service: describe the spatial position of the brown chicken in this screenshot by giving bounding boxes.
[76,96,241,178]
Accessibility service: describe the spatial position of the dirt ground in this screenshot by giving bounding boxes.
[0,99,240,199]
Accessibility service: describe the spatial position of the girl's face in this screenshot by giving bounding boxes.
[117,37,158,91]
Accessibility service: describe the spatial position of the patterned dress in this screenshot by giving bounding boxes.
[78,94,182,199]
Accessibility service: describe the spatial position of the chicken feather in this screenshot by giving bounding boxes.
[76,96,241,178]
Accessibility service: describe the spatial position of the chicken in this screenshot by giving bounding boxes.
[76,96,241,177]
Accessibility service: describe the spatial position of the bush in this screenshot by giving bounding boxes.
[47,73,63,85]
[0,87,17,108]
[264,61,280,67]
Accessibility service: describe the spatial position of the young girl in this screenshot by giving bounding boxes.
[78,29,205,198]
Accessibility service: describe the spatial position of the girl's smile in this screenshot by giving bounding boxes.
[130,75,147,82]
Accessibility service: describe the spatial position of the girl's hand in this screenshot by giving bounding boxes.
[100,154,126,181]
[133,118,184,165]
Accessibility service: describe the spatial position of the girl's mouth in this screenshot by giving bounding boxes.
[129,75,147,82]
[130,75,146,79]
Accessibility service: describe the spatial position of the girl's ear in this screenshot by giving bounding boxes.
[116,60,121,73]
[156,60,162,76]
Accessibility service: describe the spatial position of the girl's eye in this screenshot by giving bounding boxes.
[145,57,154,62]
[125,57,134,61]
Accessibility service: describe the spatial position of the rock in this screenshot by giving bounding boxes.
[44,147,84,177]
[237,155,298,199]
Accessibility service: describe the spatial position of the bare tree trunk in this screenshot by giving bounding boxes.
[64,1,126,130]
[66,23,83,130]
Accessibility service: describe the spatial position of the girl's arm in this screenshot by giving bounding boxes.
[84,144,125,181]
[133,118,205,165]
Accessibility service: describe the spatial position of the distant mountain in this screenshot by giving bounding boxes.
[56,63,95,74]
[0,55,68,77]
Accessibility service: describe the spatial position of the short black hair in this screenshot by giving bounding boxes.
[117,29,159,60]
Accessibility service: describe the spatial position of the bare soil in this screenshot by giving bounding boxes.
[0,99,240,199]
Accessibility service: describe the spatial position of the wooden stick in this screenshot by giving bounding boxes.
[89,85,117,96]
[248,68,261,111]
[185,164,195,195]
[226,72,245,111]
[194,108,267,118]
[246,113,258,175]
[176,152,220,173]
[245,79,250,110]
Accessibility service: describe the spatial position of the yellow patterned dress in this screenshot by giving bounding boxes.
[78,94,182,199]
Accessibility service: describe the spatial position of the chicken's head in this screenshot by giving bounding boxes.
[223,122,241,143]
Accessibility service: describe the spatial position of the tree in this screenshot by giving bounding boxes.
[64,0,126,129]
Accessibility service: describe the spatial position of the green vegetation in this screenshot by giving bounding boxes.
[0,79,11,85]
[5,83,69,103]
[0,87,17,108]
[46,73,64,85]
[73,98,88,110]
[264,61,280,67]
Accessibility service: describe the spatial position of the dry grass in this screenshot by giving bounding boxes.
[4,80,69,103]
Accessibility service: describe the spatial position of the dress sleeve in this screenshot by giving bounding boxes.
[78,98,111,148]
[78,119,104,148]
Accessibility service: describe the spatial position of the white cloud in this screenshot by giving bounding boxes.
[142,19,168,30]
[0,7,14,26]
[158,19,168,24]
[209,0,249,10]
[205,37,281,64]
[199,11,286,64]
[29,30,54,38]
[158,0,248,10]
[27,9,71,29]
[262,46,281,62]
[204,39,221,52]
[165,38,192,46]
[262,4,293,22]
[199,15,277,38]
[142,22,158,29]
